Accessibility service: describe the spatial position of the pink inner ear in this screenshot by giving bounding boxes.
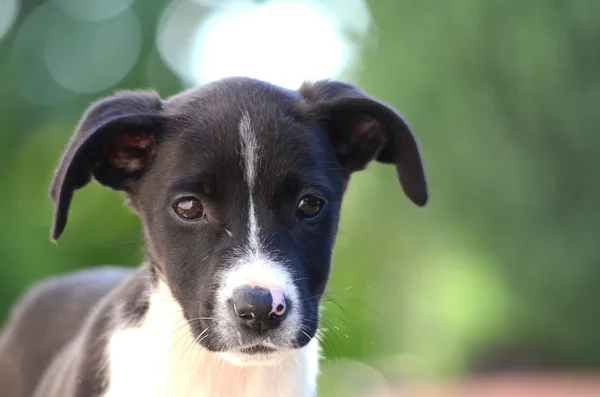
[355,117,378,138]
[351,118,382,149]
[350,117,384,150]
[117,133,155,150]
[108,132,155,172]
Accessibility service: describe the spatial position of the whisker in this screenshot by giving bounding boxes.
[104,236,145,248]
[183,327,210,361]
[317,327,343,368]
[320,310,358,339]
[306,324,340,366]
[321,296,350,318]
[168,318,213,340]
[323,289,384,320]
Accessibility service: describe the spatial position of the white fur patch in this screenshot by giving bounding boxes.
[239,111,260,250]
[102,282,319,397]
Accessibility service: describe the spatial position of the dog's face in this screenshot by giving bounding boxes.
[49,77,427,365]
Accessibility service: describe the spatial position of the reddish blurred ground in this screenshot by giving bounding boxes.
[372,373,600,397]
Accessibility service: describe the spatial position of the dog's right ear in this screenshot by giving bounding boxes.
[49,91,165,241]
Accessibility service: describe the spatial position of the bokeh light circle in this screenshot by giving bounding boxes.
[0,0,20,41]
[192,0,348,89]
[156,0,209,84]
[53,0,135,21]
[44,8,142,94]
[9,3,75,105]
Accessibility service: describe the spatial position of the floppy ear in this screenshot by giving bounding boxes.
[49,91,165,241]
[299,80,428,207]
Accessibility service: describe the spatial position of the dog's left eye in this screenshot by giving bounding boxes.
[296,195,325,219]
[173,197,205,220]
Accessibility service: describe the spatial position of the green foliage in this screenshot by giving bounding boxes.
[1,0,599,392]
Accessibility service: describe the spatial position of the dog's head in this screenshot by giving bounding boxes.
[49,77,427,365]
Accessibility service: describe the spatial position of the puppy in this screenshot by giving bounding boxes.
[0,77,427,397]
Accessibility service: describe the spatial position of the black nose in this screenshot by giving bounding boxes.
[231,285,288,334]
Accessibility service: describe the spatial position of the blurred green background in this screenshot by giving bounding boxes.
[1,0,599,395]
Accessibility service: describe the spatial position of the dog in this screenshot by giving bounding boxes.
[0,76,427,397]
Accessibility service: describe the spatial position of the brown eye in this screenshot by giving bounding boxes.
[296,195,325,219]
[173,197,205,220]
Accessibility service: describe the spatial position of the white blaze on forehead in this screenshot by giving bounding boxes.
[239,111,260,251]
[239,111,257,189]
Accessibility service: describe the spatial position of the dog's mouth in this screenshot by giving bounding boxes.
[238,344,277,355]
[218,342,290,366]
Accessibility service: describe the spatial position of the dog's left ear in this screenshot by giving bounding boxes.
[299,80,428,207]
[49,90,165,241]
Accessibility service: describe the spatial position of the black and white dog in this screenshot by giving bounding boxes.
[0,77,427,397]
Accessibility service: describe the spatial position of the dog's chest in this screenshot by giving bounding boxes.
[100,289,318,397]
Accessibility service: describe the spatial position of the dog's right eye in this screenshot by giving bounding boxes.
[173,197,205,221]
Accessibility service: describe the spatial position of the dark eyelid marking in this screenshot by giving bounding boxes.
[168,177,215,198]
[288,173,333,200]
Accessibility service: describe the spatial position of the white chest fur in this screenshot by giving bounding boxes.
[101,283,320,397]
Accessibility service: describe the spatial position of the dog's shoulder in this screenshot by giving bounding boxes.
[0,266,137,397]
[4,266,136,334]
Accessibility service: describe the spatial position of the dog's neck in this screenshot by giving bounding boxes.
[102,279,320,397]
